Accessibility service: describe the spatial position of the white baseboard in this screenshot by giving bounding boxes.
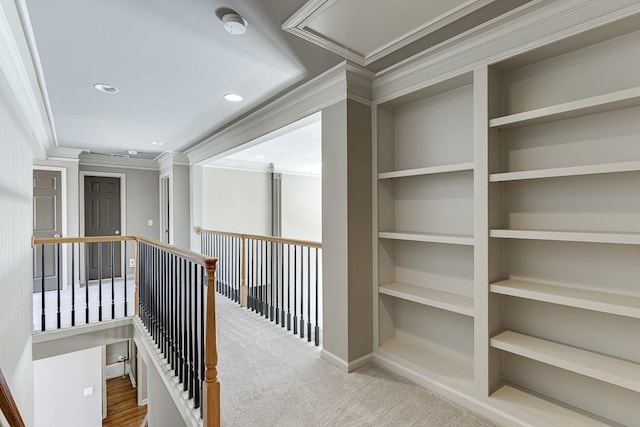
[129,370,137,388]
[321,350,374,373]
[348,353,373,372]
[321,349,348,372]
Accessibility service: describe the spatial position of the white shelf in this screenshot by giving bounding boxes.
[489,86,640,129]
[489,229,640,245]
[490,385,611,427]
[376,335,474,391]
[489,160,640,182]
[490,279,640,319]
[379,282,474,317]
[379,231,474,246]
[378,162,473,180]
[491,331,640,393]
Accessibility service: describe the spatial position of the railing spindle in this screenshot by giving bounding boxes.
[287,244,291,331]
[57,243,61,329]
[315,247,320,346]
[111,241,115,320]
[98,242,103,322]
[307,246,311,342]
[300,245,305,339]
[85,242,89,324]
[293,245,298,335]
[41,244,45,331]
[71,243,76,326]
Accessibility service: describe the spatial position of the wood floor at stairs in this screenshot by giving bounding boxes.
[103,377,147,427]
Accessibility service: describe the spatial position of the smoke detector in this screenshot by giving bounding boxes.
[222,13,247,35]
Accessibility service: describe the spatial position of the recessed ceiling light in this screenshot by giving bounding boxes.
[223,93,243,102]
[151,141,164,146]
[93,83,119,93]
[255,155,265,159]
[222,13,248,35]
[128,150,138,155]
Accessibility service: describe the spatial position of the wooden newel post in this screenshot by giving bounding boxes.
[204,258,220,427]
[240,237,247,307]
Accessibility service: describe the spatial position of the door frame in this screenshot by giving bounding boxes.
[33,166,68,289]
[79,171,127,279]
[160,174,170,244]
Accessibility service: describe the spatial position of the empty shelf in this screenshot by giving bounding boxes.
[489,229,640,245]
[491,385,611,427]
[490,279,640,319]
[489,86,640,129]
[379,282,473,317]
[379,231,474,246]
[489,160,640,182]
[379,162,474,180]
[491,331,640,393]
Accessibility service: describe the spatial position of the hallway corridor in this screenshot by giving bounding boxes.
[216,297,497,426]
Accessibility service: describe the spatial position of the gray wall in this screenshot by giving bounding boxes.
[171,164,191,248]
[0,26,35,426]
[147,362,187,427]
[321,100,373,367]
[33,347,102,427]
[281,173,322,242]
[202,167,271,235]
[79,165,160,241]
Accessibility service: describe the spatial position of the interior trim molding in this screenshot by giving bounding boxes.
[186,62,349,165]
[0,1,53,159]
[282,0,497,66]
[373,0,640,103]
[320,349,349,372]
[347,353,373,372]
[79,153,160,171]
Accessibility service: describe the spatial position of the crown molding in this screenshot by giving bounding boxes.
[204,160,321,177]
[186,62,349,165]
[346,63,374,105]
[0,1,54,159]
[373,0,640,103]
[283,0,497,66]
[156,152,190,174]
[46,147,83,160]
[79,153,159,171]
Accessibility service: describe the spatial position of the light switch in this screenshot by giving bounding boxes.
[148,219,153,227]
[83,386,94,396]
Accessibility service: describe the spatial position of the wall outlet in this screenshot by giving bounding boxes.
[83,386,94,396]
[129,258,135,268]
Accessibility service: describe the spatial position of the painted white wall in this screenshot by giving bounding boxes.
[202,166,271,235]
[146,356,187,427]
[34,347,103,427]
[0,4,39,423]
[172,164,191,248]
[281,173,322,242]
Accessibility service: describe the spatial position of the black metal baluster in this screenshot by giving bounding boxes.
[287,244,291,331]
[275,241,279,324]
[111,241,115,320]
[193,264,200,409]
[152,247,157,341]
[307,246,311,342]
[170,254,176,372]
[124,241,128,317]
[41,244,46,331]
[264,240,269,319]
[270,241,274,321]
[188,261,194,398]
[281,243,285,327]
[56,243,61,329]
[300,246,305,339]
[177,257,184,384]
[315,248,320,346]
[237,236,241,303]
[98,242,103,322]
[139,244,144,325]
[71,243,76,326]
[293,245,298,335]
[248,239,253,310]
[85,242,89,324]
[162,251,166,357]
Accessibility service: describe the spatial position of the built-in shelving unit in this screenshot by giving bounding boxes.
[372,11,640,426]
[374,73,476,395]
[484,19,640,426]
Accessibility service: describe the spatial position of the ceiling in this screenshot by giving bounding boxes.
[24,0,531,161]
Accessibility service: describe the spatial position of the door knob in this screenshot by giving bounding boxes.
[115,230,120,235]
[54,234,61,238]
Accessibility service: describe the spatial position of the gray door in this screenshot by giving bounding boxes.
[85,176,122,280]
[33,170,63,291]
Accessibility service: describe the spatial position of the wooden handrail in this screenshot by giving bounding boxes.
[0,369,26,427]
[136,237,209,267]
[196,227,322,249]
[33,235,136,246]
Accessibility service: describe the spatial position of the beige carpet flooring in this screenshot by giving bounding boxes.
[217,296,498,427]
